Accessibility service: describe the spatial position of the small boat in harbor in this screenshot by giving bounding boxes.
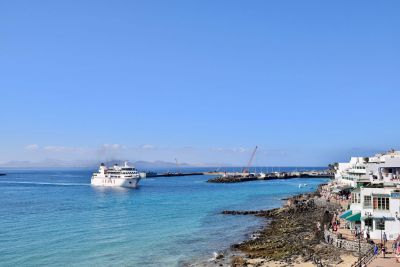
[91,162,142,188]
[257,172,267,179]
[298,183,308,188]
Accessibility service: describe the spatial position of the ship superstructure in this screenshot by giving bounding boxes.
[91,162,141,188]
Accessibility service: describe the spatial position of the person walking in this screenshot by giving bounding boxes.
[382,244,386,258]
[373,244,379,255]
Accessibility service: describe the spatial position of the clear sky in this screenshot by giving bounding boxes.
[1,1,399,166]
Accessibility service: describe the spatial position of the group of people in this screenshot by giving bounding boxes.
[324,213,339,233]
[373,243,387,258]
[370,232,400,261]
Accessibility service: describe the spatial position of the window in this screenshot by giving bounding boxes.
[365,218,373,228]
[364,196,372,208]
[352,193,361,204]
[373,197,390,210]
[375,220,385,230]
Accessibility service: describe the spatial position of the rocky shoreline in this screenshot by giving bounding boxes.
[207,185,357,267]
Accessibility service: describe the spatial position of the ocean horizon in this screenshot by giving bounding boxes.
[0,168,329,266]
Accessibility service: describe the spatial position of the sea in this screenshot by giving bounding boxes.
[0,167,329,267]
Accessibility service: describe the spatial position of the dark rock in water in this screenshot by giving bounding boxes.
[222,210,264,215]
[215,252,224,259]
[222,208,279,217]
[207,176,258,183]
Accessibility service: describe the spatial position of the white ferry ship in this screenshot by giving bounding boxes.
[91,162,142,188]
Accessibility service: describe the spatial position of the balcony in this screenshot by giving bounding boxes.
[348,168,367,174]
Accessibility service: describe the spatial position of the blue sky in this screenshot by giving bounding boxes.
[1,1,399,166]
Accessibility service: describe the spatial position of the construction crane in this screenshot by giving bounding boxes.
[242,146,258,174]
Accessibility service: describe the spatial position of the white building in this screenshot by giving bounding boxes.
[345,185,400,241]
[335,157,368,187]
[367,151,400,184]
[340,150,400,241]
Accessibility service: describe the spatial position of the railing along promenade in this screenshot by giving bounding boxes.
[324,229,374,266]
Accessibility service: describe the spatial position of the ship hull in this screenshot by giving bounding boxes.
[91,177,140,188]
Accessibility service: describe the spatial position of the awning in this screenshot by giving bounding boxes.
[340,210,352,219]
[345,212,361,222]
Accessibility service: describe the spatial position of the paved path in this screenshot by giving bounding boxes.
[368,252,399,267]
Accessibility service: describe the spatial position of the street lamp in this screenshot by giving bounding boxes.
[364,212,372,240]
[358,212,373,267]
[379,218,385,246]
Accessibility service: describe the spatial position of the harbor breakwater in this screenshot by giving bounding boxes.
[207,172,332,183]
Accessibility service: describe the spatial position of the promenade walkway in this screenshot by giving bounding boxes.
[367,252,398,266]
[321,184,400,266]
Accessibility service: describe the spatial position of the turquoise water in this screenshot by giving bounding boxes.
[0,169,328,266]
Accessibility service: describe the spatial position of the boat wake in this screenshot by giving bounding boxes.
[0,181,90,186]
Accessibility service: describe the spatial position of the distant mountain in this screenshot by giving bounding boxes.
[133,160,190,169]
[0,159,96,168]
[0,159,205,168]
[0,160,33,167]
